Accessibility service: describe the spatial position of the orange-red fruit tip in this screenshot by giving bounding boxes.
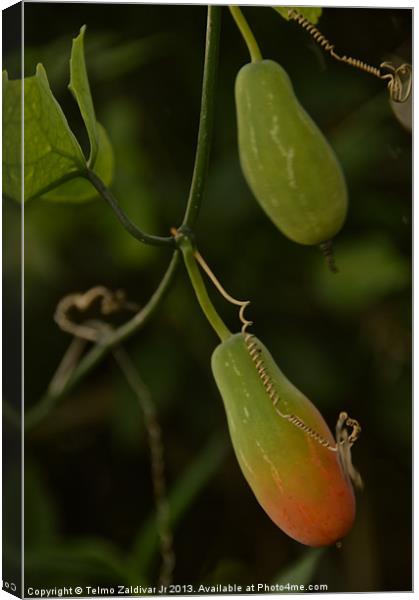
[211,333,356,547]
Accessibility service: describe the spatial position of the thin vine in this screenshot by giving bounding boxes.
[25,252,179,430]
[176,231,231,342]
[182,5,222,228]
[229,6,262,63]
[85,169,175,248]
[47,287,175,585]
[112,347,175,587]
[25,5,222,431]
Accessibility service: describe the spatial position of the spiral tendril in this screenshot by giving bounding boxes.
[194,250,362,457]
[288,9,412,103]
[54,286,139,342]
[241,312,338,451]
[195,250,362,484]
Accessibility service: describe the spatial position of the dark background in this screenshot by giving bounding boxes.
[3,3,412,593]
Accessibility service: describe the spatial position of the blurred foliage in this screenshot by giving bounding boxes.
[312,235,410,312]
[3,4,411,593]
[273,548,325,586]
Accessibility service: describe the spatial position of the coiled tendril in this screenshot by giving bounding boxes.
[288,8,412,104]
[194,249,362,487]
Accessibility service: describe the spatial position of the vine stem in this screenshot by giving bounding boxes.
[25,253,179,431]
[181,5,222,228]
[178,234,231,342]
[25,5,222,430]
[112,347,175,587]
[229,6,262,63]
[85,169,175,248]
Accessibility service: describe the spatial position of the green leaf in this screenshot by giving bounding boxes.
[3,27,114,204]
[25,65,87,201]
[273,6,322,24]
[273,548,325,587]
[3,65,86,203]
[50,24,115,203]
[69,25,99,165]
[40,123,114,203]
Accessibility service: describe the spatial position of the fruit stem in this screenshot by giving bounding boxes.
[319,240,339,274]
[229,6,263,63]
[176,232,231,342]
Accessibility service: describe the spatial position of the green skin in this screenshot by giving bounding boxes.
[211,334,355,547]
[235,60,348,246]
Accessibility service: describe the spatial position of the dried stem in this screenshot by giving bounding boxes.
[112,347,175,586]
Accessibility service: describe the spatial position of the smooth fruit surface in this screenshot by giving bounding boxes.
[211,333,355,546]
[235,60,347,245]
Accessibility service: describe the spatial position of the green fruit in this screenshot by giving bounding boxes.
[235,60,348,245]
[211,333,355,546]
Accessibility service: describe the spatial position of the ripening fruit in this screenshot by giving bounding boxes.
[235,60,348,246]
[211,333,355,546]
